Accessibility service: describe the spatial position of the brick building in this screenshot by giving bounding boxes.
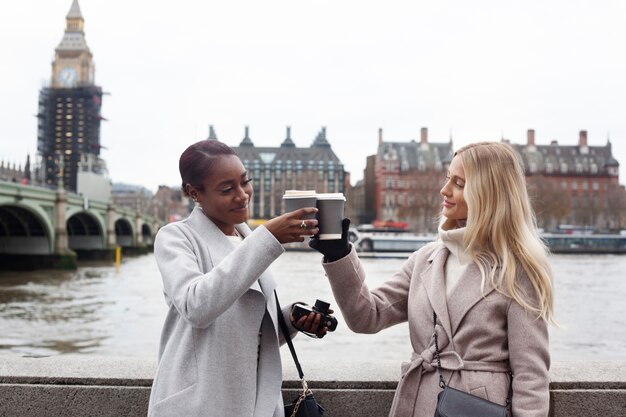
[353,127,624,233]
[361,127,453,232]
[515,129,624,231]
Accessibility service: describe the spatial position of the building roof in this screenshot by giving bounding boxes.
[233,127,344,168]
[66,0,83,19]
[512,141,618,175]
[377,140,454,172]
[56,32,89,51]
[56,0,90,52]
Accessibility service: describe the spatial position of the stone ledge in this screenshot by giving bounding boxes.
[0,356,625,417]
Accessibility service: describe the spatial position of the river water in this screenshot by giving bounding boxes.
[0,251,625,366]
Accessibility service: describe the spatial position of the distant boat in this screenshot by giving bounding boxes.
[350,224,626,255]
[349,225,435,253]
[285,222,626,255]
[541,232,626,254]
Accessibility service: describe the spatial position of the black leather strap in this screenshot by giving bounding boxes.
[275,291,305,380]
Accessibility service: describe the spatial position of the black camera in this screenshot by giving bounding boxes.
[291,300,338,332]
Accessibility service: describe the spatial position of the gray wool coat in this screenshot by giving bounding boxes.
[148,207,294,417]
[322,242,550,417]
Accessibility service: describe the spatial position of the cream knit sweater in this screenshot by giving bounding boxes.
[438,226,473,296]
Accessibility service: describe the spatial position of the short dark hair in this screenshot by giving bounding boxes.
[179,140,238,196]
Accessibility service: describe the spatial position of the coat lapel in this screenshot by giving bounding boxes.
[235,222,277,296]
[187,207,264,294]
[447,262,497,334]
[236,222,280,339]
[420,243,453,340]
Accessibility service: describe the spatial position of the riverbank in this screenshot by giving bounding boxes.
[0,355,624,416]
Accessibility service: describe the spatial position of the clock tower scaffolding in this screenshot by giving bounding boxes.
[37,0,105,192]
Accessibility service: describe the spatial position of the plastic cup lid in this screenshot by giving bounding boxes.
[283,190,317,199]
[316,193,345,201]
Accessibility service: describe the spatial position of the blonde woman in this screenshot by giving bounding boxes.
[310,141,554,417]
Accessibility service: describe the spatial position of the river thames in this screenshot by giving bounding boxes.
[1,251,625,366]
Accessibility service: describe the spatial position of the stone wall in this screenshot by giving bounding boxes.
[0,356,624,417]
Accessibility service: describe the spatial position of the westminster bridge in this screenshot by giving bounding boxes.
[0,180,163,269]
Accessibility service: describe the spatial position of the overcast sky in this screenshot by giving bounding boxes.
[1,0,624,193]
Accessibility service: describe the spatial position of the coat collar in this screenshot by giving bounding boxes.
[421,244,453,340]
[421,242,498,338]
[186,207,276,296]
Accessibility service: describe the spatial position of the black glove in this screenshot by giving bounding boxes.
[309,218,351,262]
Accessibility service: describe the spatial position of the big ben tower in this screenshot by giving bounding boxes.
[37,0,105,192]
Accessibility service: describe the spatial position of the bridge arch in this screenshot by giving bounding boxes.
[67,211,105,250]
[115,218,134,248]
[141,223,153,245]
[0,204,52,254]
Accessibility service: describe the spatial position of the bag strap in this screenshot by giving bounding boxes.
[432,311,447,389]
[275,291,305,380]
[433,312,513,408]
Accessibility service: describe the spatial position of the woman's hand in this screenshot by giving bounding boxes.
[309,218,351,262]
[290,307,335,338]
[264,207,319,244]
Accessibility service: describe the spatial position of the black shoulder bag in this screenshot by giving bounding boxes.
[433,312,512,417]
[274,292,325,417]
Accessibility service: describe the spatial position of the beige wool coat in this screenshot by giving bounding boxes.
[148,207,294,417]
[322,242,550,417]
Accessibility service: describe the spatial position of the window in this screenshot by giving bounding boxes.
[560,163,568,173]
[259,152,276,164]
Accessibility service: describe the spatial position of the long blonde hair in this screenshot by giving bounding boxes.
[453,141,554,323]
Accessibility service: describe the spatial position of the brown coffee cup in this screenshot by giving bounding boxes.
[316,193,346,240]
[282,190,317,220]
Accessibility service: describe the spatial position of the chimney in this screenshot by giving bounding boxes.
[527,129,535,146]
[208,125,217,140]
[378,128,383,145]
[420,127,428,145]
[579,130,588,147]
